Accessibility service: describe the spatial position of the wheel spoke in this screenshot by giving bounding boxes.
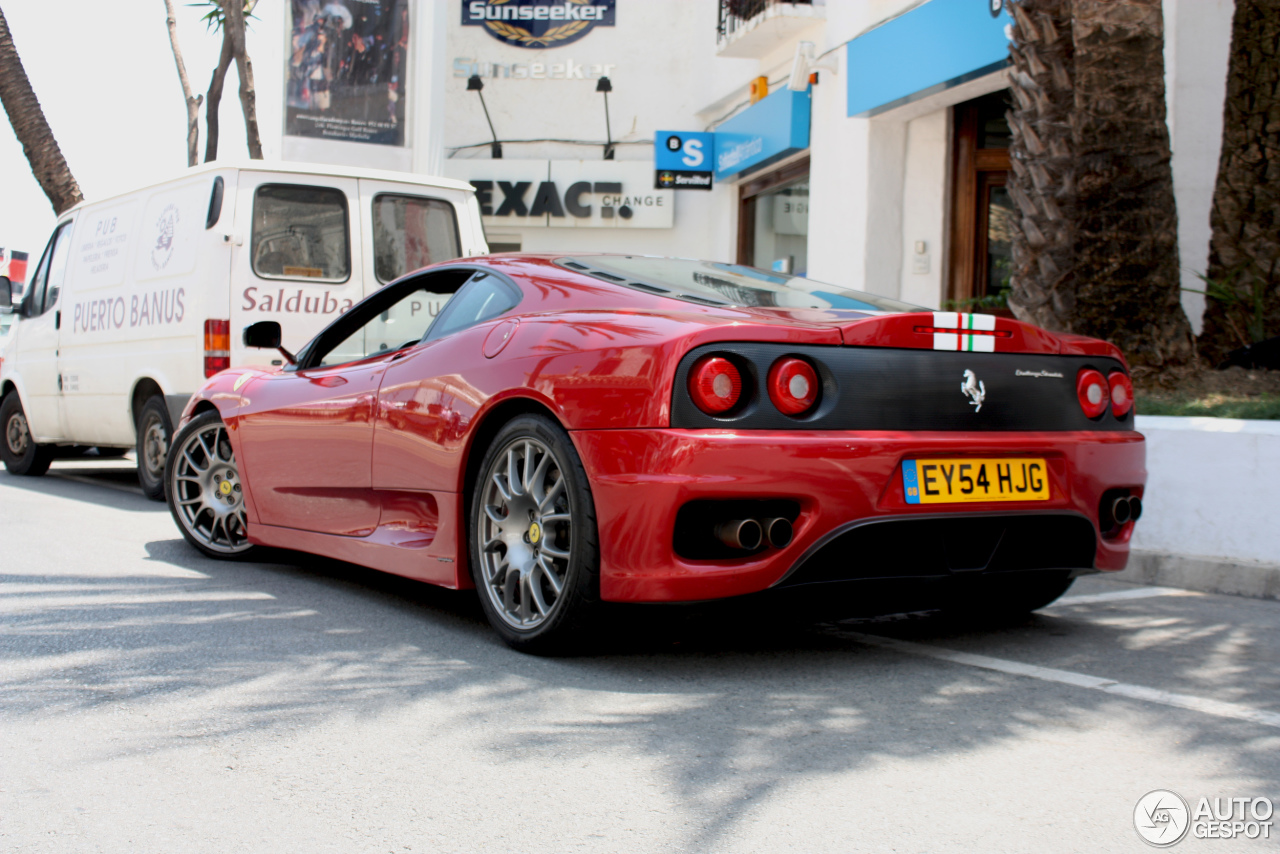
[540,542,570,560]
[502,568,520,615]
[528,573,550,618]
[484,504,507,524]
[538,476,564,512]
[521,441,535,495]
[541,512,570,523]
[528,453,553,504]
[482,537,504,553]
[506,448,524,497]
[519,573,534,623]
[537,554,563,595]
[182,449,207,474]
[492,471,513,502]
[178,496,202,507]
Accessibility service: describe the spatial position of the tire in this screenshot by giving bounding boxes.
[164,409,257,559]
[0,393,53,477]
[136,396,172,501]
[469,414,601,654]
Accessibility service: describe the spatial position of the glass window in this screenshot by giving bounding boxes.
[558,256,924,313]
[424,273,520,343]
[372,195,461,283]
[984,184,1015,300]
[252,184,350,281]
[750,180,809,276]
[23,223,73,317]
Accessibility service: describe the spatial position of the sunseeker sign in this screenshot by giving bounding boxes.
[462,1,616,49]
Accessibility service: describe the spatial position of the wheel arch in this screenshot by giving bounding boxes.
[460,394,566,504]
[129,377,166,430]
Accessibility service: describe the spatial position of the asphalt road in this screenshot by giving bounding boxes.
[2,457,1277,853]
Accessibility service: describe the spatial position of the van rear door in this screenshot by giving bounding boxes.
[230,174,364,365]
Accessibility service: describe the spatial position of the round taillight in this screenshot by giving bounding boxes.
[1076,369,1109,419]
[688,355,742,415]
[1109,371,1134,417]
[767,357,819,416]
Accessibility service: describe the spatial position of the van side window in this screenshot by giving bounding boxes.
[43,224,74,312]
[251,184,350,282]
[372,194,461,283]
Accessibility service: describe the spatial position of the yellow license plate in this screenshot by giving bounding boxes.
[903,458,1049,504]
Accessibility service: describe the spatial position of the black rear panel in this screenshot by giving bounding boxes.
[671,343,1131,431]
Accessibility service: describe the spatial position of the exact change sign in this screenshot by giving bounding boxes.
[654,131,714,191]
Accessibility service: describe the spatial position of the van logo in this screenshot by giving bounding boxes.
[151,204,179,271]
[961,369,986,412]
[462,1,616,49]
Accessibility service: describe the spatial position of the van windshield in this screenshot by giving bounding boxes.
[557,256,924,313]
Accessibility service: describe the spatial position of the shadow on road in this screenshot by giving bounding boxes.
[0,464,160,513]
[3,529,1279,849]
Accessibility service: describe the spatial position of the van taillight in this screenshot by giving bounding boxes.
[204,319,230,377]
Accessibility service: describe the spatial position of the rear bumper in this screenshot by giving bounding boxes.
[571,429,1146,603]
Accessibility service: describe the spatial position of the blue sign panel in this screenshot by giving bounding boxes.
[461,1,616,49]
[846,0,1012,118]
[713,88,811,181]
[654,130,715,190]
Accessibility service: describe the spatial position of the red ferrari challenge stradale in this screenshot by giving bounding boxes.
[165,255,1145,652]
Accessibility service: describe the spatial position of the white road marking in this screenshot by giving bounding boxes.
[1048,586,1194,607]
[847,632,1280,730]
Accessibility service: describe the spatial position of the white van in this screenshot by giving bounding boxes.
[0,161,487,498]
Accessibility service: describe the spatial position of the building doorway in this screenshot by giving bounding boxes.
[948,91,1013,312]
[736,155,810,275]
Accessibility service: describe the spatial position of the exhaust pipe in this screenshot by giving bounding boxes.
[760,517,793,549]
[1110,495,1132,526]
[714,519,762,551]
[1128,496,1142,522]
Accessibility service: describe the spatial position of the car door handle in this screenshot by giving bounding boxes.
[55,310,60,330]
[312,376,348,387]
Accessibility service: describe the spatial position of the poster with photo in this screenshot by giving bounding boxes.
[286,0,409,146]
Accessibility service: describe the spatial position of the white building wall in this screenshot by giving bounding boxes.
[898,109,949,309]
[1163,0,1235,334]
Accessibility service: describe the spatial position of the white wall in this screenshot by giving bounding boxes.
[1164,0,1235,334]
[898,109,948,308]
[1132,416,1280,565]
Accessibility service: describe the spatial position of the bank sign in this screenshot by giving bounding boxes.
[462,1,616,49]
[442,161,672,228]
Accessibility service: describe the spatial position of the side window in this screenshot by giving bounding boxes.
[424,273,520,343]
[372,194,461,283]
[251,184,350,281]
[306,269,472,368]
[43,224,75,312]
[22,222,72,317]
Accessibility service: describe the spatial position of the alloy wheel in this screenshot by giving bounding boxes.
[477,437,573,630]
[169,421,252,554]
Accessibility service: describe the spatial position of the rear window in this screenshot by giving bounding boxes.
[252,184,350,281]
[557,256,924,313]
[372,194,461,283]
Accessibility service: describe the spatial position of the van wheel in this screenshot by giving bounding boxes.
[0,394,53,477]
[136,396,172,501]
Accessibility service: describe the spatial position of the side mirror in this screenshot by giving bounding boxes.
[0,277,11,310]
[243,320,282,349]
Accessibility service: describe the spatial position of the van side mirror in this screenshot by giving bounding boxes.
[243,320,282,349]
[0,277,10,310]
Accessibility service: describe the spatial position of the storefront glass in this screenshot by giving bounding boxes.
[750,180,809,276]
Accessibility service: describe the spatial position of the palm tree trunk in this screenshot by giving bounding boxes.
[223,0,263,160]
[204,27,233,162]
[163,0,203,167]
[1006,0,1076,330]
[0,6,82,214]
[1199,0,1280,364]
[1007,0,1194,367]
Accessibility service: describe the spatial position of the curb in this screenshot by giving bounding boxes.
[1111,550,1280,601]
